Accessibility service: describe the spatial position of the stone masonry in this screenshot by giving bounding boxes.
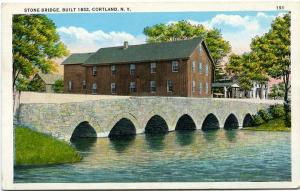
[16,92,281,142]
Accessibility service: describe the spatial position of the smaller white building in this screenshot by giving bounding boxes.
[212,78,268,99]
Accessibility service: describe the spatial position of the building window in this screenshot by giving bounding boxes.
[206,82,209,94]
[167,80,173,92]
[82,80,86,90]
[130,82,136,93]
[172,61,179,72]
[130,64,136,75]
[192,61,195,73]
[199,45,202,55]
[92,66,97,76]
[198,81,202,94]
[111,65,116,75]
[68,81,72,91]
[205,63,209,76]
[150,63,156,73]
[150,81,156,92]
[192,80,196,92]
[92,83,97,94]
[198,62,202,73]
[111,83,116,94]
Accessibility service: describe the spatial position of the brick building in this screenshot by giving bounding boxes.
[62,37,215,97]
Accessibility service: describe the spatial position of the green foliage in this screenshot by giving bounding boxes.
[243,117,290,132]
[252,114,264,126]
[251,13,290,79]
[15,76,30,91]
[250,13,290,103]
[226,52,268,91]
[258,109,273,122]
[15,126,81,166]
[28,77,45,92]
[244,104,290,131]
[143,20,231,80]
[269,104,285,118]
[53,79,64,93]
[226,13,290,98]
[268,83,285,99]
[13,15,69,87]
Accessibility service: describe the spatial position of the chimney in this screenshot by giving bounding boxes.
[123,41,128,49]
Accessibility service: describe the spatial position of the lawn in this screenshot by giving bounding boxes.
[15,126,82,166]
[243,117,290,132]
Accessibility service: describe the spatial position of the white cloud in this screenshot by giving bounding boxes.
[201,12,276,54]
[166,13,277,54]
[59,12,281,55]
[57,26,146,53]
[202,14,263,32]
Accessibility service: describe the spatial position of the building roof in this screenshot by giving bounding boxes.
[212,82,235,88]
[84,37,214,65]
[62,52,94,65]
[35,73,63,85]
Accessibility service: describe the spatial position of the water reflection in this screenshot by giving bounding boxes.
[175,130,196,146]
[14,130,291,183]
[203,129,219,142]
[109,135,136,154]
[71,137,97,152]
[225,130,237,142]
[145,133,166,151]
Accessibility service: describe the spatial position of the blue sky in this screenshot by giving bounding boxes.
[47,11,287,54]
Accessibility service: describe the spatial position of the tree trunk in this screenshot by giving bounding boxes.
[283,71,291,127]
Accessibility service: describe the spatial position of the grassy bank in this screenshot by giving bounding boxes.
[15,126,82,166]
[243,117,290,132]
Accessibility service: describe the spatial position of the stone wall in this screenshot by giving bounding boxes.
[16,92,282,142]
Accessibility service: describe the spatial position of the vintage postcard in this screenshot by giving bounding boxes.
[1,0,300,190]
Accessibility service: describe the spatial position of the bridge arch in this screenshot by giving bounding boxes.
[70,121,97,141]
[109,118,136,139]
[145,115,169,134]
[175,114,196,130]
[224,113,239,130]
[202,113,220,131]
[243,113,254,127]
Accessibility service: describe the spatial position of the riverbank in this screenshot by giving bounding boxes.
[15,126,82,166]
[243,117,290,132]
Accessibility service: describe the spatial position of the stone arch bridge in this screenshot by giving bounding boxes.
[16,92,281,142]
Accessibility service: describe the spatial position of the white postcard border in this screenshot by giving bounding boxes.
[1,1,300,190]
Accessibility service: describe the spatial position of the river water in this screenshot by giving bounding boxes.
[14,130,291,182]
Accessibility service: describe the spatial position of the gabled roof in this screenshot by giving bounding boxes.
[212,82,235,88]
[62,52,94,65]
[35,73,63,85]
[84,37,214,65]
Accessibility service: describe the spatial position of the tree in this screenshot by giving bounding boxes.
[27,77,46,92]
[53,79,64,93]
[15,76,30,91]
[226,53,268,96]
[143,20,231,80]
[251,13,290,125]
[268,83,285,99]
[13,15,69,89]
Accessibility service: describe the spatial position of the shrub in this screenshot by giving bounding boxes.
[258,109,272,122]
[269,105,285,118]
[53,79,64,93]
[252,114,264,126]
